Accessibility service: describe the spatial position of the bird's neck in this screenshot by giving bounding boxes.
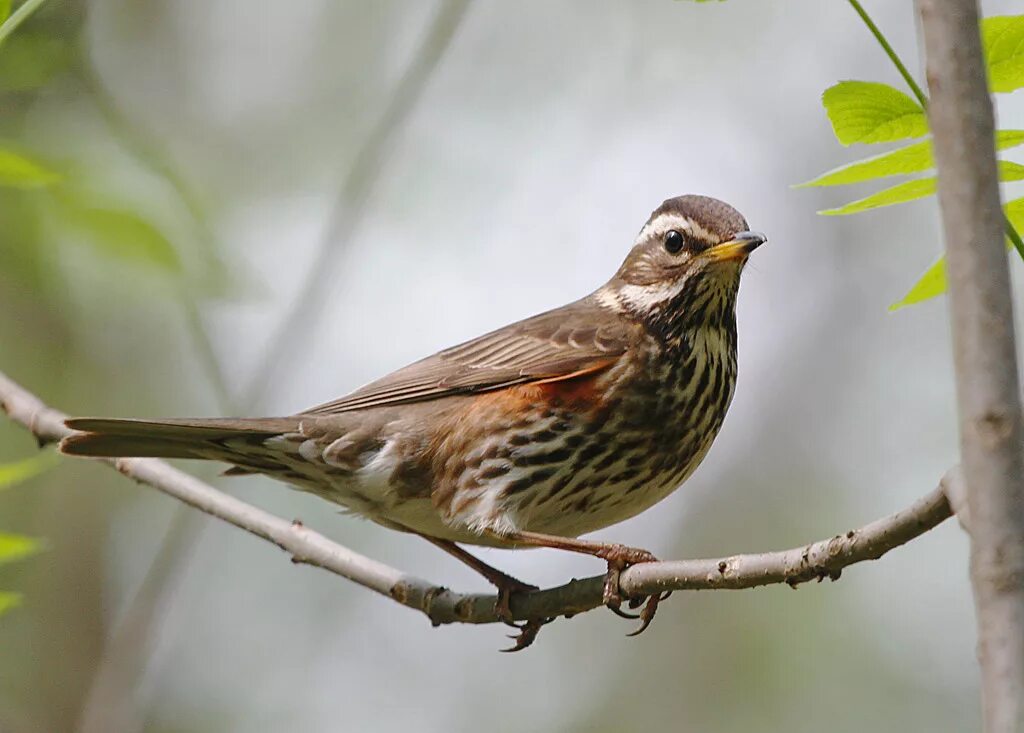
[630,273,739,356]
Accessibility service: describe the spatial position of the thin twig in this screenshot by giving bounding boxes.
[919,1,1024,730]
[0,369,956,630]
[0,0,48,50]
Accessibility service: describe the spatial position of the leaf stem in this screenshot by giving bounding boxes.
[0,0,47,50]
[846,0,1024,262]
[846,0,929,108]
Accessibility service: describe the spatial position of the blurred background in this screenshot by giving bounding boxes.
[2,0,1022,731]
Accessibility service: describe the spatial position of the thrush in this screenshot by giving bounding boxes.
[61,194,766,649]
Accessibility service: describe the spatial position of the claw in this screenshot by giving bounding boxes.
[493,579,540,628]
[492,578,547,650]
[500,617,552,652]
[608,604,641,620]
[597,544,668,637]
[625,594,662,637]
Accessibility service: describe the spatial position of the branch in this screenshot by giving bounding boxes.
[1,369,956,631]
[918,2,1024,730]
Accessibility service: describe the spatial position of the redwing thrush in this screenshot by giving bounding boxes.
[61,194,765,649]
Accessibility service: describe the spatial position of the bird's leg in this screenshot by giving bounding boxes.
[485,529,667,635]
[419,536,538,624]
[420,536,550,651]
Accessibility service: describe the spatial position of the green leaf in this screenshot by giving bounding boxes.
[822,178,937,216]
[59,202,181,272]
[983,15,1024,93]
[822,161,1024,216]
[1007,195,1024,232]
[0,533,44,565]
[891,196,1024,311]
[798,129,1024,187]
[0,592,22,617]
[889,256,947,311]
[0,452,56,490]
[797,140,934,187]
[0,148,61,188]
[0,0,10,23]
[822,81,927,145]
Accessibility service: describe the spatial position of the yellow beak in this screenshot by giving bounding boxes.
[703,231,767,262]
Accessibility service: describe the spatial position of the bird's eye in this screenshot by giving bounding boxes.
[664,230,685,254]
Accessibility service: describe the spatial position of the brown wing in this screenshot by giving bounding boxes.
[306,296,633,415]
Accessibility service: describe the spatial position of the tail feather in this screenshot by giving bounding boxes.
[60,416,301,459]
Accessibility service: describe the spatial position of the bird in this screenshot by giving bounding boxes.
[60,194,766,649]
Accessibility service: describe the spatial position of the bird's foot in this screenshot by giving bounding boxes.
[488,573,554,652]
[596,544,668,636]
[492,576,540,627]
[500,615,555,653]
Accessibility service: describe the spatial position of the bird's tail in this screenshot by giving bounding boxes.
[59,416,301,460]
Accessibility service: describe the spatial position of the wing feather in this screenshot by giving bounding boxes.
[306,297,632,415]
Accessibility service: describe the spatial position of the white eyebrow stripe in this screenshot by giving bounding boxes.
[687,221,718,243]
[637,213,693,243]
[636,214,721,247]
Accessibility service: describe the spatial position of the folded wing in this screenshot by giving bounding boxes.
[307,296,633,414]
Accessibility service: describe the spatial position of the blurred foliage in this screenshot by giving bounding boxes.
[0,453,55,617]
[0,31,70,91]
[0,1,234,319]
[0,1,231,727]
[53,199,181,272]
[0,147,59,187]
[0,452,56,490]
[0,0,52,626]
[0,0,51,50]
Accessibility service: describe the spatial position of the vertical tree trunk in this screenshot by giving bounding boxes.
[917,1,1024,730]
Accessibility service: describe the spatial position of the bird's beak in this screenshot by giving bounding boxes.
[703,231,767,262]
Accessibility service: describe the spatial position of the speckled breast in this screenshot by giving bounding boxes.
[430,323,738,540]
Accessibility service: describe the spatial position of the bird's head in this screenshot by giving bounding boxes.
[597,195,766,329]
